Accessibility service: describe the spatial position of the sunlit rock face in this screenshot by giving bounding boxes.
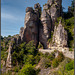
[52,20,67,47]
[41,0,62,40]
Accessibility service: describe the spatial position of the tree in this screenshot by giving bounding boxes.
[26,41,37,56]
[21,64,36,75]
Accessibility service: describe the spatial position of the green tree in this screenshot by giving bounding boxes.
[21,64,36,75]
[26,41,37,56]
[52,58,59,68]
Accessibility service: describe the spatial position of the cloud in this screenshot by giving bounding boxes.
[1,12,21,21]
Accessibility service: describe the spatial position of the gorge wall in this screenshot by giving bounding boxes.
[5,0,68,70]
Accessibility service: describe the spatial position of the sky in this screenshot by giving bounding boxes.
[1,0,73,37]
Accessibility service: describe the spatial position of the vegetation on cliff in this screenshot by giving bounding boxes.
[1,0,74,75]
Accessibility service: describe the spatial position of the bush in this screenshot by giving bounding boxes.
[37,52,44,57]
[65,17,74,48]
[65,60,74,71]
[54,50,58,53]
[26,41,37,56]
[44,52,49,57]
[21,64,36,75]
[14,66,19,72]
[65,69,74,75]
[25,55,35,65]
[48,52,55,61]
[1,64,3,69]
[41,58,51,68]
[69,48,73,51]
[57,52,64,62]
[38,43,43,49]
[52,58,59,68]
[35,68,41,75]
[34,55,40,64]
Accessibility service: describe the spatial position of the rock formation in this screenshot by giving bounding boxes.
[6,36,21,71]
[20,4,41,47]
[41,0,62,39]
[5,0,68,71]
[52,20,67,47]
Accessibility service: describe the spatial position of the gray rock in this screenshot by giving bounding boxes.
[47,0,54,5]
[41,10,52,39]
[40,0,62,46]
[52,20,67,47]
[26,7,34,13]
[34,3,41,9]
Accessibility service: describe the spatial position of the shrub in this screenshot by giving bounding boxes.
[57,52,64,62]
[34,55,40,64]
[38,43,43,49]
[14,66,19,72]
[69,48,73,51]
[65,17,74,48]
[41,58,51,68]
[44,52,49,57]
[54,50,58,53]
[23,55,27,64]
[21,64,36,75]
[48,52,55,61]
[52,58,59,68]
[65,60,74,71]
[26,41,37,56]
[25,55,35,65]
[65,69,74,75]
[12,51,18,66]
[1,64,3,69]
[35,68,41,75]
[37,52,44,57]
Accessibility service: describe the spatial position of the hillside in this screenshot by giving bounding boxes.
[1,0,74,75]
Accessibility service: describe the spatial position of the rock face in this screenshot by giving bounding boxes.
[52,20,67,47]
[6,44,13,68]
[41,0,62,40]
[6,36,21,70]
[20,4,41,47]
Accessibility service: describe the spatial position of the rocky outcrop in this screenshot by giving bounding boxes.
[6,36,21,70]
[20,4,40,47]
[52,20,67,47]
[19,3,48,48]
[41,0,62,40]
[5,0,68,72]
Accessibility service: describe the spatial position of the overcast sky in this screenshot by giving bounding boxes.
[1,0,72,37]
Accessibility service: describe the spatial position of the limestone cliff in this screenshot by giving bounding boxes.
[52,20,67,47]
[20,4,41,47]
[5,0,68,71]
[41,0,62,40]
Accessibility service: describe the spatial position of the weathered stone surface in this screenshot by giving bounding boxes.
[6,36,21,69]
[34,3,41,9]
[52,20,67,47]
[26,7,34,13]
[39,25,48,49]
[6,43,13,68]
[41,10,52,39]
[41,0,62,42]
[47,0,54,5]
[19,3,41,47]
